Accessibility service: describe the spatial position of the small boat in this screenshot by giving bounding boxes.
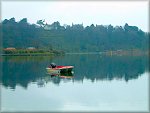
[46,63,74,74]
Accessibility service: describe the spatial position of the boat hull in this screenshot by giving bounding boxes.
[46,66,74,74]
[46,68,60,74]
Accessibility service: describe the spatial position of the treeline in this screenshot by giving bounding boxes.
[1,17,149,52]
[1,18,43,49]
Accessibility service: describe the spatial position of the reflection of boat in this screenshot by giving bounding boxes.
[59,75,74,79]
[47,66,73,78]
[50,72,74,78]
[37,79,45,87]
[46,63,74,74]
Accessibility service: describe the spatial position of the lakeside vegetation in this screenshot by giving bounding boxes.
[2,48,65,56]
[0,17,149,55]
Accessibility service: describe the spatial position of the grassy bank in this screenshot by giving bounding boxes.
[2,49,65,56]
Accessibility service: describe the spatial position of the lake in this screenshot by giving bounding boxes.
[0,54,149,112]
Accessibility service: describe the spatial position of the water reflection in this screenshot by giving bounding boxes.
[1,55,149,89]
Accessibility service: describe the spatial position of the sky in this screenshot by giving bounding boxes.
[1,1,149,32]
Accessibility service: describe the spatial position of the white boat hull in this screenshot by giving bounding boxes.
[46,68,60,74]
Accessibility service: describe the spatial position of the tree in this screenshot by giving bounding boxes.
[51,21,61,30]
[107,24,113,33]
[36,20,45,27]
[19,18,28,24]
[9,17,16,23]
[2,19,9,24]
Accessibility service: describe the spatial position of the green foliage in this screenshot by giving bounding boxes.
[1,18,149,52]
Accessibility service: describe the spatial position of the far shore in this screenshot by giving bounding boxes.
[1,48,65,56]
[1,50,149,56]
[0,53,55,56]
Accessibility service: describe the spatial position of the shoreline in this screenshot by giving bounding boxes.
[0,53,55,56]
[0,51,149,56]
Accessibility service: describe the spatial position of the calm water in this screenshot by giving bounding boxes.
[0,55,149,112]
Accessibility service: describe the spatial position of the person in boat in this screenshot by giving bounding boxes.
[50,63,56,68]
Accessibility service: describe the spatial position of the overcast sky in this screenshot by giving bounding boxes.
[1,1,149,31]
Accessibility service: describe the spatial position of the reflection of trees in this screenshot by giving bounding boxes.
[1,56,54,89]
[72,55,149,82]
[0,55,149,89]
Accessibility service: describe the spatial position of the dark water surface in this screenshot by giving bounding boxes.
[0,55,149,112]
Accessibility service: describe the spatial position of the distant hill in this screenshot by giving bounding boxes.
[1,17,149,52]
